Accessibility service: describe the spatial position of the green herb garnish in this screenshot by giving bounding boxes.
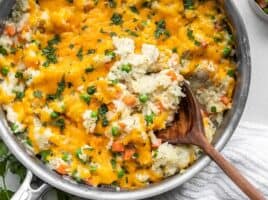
[154,19,170,39]
[111,13,123,25]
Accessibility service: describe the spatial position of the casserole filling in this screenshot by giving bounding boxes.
[0,0,235,189]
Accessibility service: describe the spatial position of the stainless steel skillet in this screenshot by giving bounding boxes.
[0,0,251,199]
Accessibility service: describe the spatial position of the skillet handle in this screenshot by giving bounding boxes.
[12,171,50,200]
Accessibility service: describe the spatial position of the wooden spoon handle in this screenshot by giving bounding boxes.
[202,140,266,200]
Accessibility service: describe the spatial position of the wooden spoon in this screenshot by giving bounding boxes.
[156,83,266,200]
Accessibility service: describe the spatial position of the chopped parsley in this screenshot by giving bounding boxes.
[69,44,74,49]
[125,29,138,37]
[85,66,95,73]
[76,47,83,61]
[13,90,25,101]
[15,71,23,79]
[227,69,235,77]
[46,76,66,100]
[33,90,43,98]
[89,165,98,172]
[129,6,139,14]
[187,28,201,46]
[42,35,61,67]
[0,46,8,56]
[87,86,96,95]
[105,49,116,59]
[1,66,9,76]
[50,111,60,119]
[110,158,116,169]
[51,118,65,130]
[108,0,117,8]
[87,49,96,54]
[98,104,108,115]
[154,19,170,39]
[111,13,123,25]
[98,104,109,127]
[172,47,178,53]
[183,0,194,9]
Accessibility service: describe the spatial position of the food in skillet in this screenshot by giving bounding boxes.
[0,0,236,189]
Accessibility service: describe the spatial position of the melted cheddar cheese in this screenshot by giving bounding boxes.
[0,0,236,189]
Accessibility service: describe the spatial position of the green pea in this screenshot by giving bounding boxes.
[121,63,132,73]
[139,94,149,103]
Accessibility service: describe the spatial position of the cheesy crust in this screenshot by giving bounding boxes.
[0,0,235,189]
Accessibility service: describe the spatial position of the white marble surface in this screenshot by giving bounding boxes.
[4,0,268,199]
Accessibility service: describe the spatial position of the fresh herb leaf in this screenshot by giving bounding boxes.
[129,6,139,14]
[0,46,8,56]
[111,13,123,25]
[87,86,96,95]
[8,155,26,183]
[15,71,23,79]
[85,66,95,73]
[187,28,201,46]
[183,0,194,9]
[1,67,9,76]
[108,0,117,8]
[105,49,116,59]
[76,47,83,61]
[154,19,170,39]
[227,69,235,77]
[52,118,65,130]
[87,49,96,54]
[110,158,116,169]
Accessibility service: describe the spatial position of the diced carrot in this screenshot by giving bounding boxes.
[84,178,93,186]
[118,122,126,129]
[156,101,165,111]
[166,70,177,81]
[108,102,116,110]
[122,95,137,106]
[123,148,135,160]
[4,24,16,36]
[201,41,208,48]
[221,96,229,105]
[56,164,68,175]
[152,138,162,148]
[112,141,125,152]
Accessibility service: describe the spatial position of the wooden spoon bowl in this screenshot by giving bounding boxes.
[156,83,265,200]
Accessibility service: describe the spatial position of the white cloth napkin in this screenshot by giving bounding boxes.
[151,122,268,200]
